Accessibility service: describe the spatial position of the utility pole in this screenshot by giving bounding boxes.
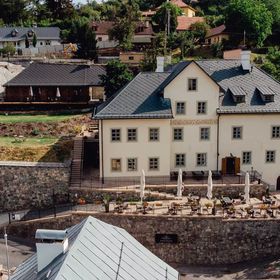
[4,227,10,280]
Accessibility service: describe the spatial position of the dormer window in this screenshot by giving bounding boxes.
[136,26,144,33]
[228,86,246,103]
[27,30,34,37]
[257,86,275,103]
[11,29,18,37]
[92,25,98,32]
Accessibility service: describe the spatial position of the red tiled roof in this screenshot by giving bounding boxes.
[206,24,227,38]
[91,21,154,36]
[171,0,196,11]
[176,16,204,31]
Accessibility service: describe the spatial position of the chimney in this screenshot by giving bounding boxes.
[35,229,68,272]
[241,50,251,71]
[156,56,165,73]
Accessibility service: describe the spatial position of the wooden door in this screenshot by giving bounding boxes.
[235,157,240,175]
[222,158,226,175]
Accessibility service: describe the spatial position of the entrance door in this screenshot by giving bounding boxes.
[222,157,240,175]
[277,176,280,191]
[226,157,235,174]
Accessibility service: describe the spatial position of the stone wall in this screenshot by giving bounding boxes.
[0,161,70,211]
[6,213,280,265]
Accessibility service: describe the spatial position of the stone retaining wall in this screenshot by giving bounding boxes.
[6,213,280,265]
[0,161,70,211]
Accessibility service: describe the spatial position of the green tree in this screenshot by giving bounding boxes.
[25,35,30,48]
[0,43,16,56]
[225,0,273,47]
[261,47,280,81]
[45,0,75,20]
[152,2,182,34]
[175,32,195,59]
[32,33,37,47]
[190,21,210,44]
[100,60,134,98]
[108,0,141,51]
[69,20,98,60]
[0,0,29,24]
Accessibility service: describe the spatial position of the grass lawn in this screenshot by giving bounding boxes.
[0,114,81,124]
[0,137,59,147]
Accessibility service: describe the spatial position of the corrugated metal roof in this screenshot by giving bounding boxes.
[5,63,105,87]
[11,217,179,280]
[229,86,246,96]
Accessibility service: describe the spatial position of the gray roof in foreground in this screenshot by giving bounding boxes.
[95,72,173,119]
[0,27,60,41]
[11,216,179,280]
[5,63,105,87]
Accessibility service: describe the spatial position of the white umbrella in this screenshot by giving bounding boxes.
[29,86,33,97]
[245,172,250,204]
[56,87,61,98]
[177,169,184,198]
[140,169,145,203]
[207,170,213,200]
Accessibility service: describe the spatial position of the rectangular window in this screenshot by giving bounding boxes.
[175,154,185,167]
[111,159,121,172]
[149,128,159,141]
[173,128,183,141]
[272,126,280,138]
[232,127,242,139]
[197,153,207,166]
[200,127,210,140]
[242,151,252,165]
[127,158,137,171]
[176,102,185,115]
[111,129,121,142]
[188,78,197,91]
[266,151,276,163]
[149,158,159,170]
[127,128,137,142]
[197,102,207,114]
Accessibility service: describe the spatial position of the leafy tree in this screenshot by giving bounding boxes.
[108,0,141,51]
[261,47,280,81]
[45,0,75,20]
[175,32,195,59]
[69,19,98,60]
[0,0,29,24]
[100,60,134,98]
[152,2,182,34]
[0,43,16,56]
[190,21,210,44]
[225,0,273,47]
[32,33,37,47]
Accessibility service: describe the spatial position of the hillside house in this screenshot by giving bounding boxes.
[94,52,280,190]
[205,25,229,45]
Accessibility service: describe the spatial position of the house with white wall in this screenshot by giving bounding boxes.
[94,52,280,190]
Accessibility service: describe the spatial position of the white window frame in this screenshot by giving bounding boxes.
[149,128,160,141]
[200,127,210,141]
[173,128,184,141]
[149,157,159,171]
[127,158,137,172]
[242,151,252,165]
[196,153,207,166]
[175,154,186,167]
[232,126,242,140]
[127,128,137,142]
[197,101,207,114]
[272,126,280,139]
[188,78,197,91]
[266,150,276,163]
[175,102,186,115]
[111,128,121,142]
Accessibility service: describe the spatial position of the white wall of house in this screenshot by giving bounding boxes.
[100,119,171,179]
[164,62,220,172]
[0,40,61,49]
[219,114,280,187]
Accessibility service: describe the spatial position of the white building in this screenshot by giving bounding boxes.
[0,27,61,49]
[94,53,280,190]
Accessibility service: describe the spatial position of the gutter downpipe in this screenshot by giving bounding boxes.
[101,119,104,185]
[216,112,220,171]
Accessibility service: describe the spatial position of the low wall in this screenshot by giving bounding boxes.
[6,213,280,265]
[0,161,70,211]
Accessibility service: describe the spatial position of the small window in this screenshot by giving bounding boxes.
[127,158,137,171]
[200,127,210,140]
[197,102,207,114]
[98,37,102,41]
[232,127,242,139]
[266,151,275,163]
[46,40,51,45]
[149,158,159,170]
[111,129,121,142]
[188,78,197,91]
[127,128,137,142]
[264,95,274,102]
[173,128,183,141]
[242,151,252,165]
[40,42,43,46]
[149,128,159,141]
[235,96,245,103]
[111,159,121,172]
[128,56,134,60]
[176,102,185,115]
[272,126,280,139]
[175,154,185,167]
[197,153,207,166]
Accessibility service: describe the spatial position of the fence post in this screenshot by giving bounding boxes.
[8,213,11,224]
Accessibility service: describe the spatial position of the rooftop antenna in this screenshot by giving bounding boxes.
[4,227,11,280]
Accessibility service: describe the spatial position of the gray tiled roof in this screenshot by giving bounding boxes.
[11,216,179,280]
[5,63,105,87]
[94,72,173,119]
[0,27,60,41]
[196,60,280,114]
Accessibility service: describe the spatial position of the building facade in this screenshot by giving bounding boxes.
[94,55,280,189]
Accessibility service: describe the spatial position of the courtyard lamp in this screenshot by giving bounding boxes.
[177,169,183,198]
[207,170,213,200]
[56,87,61,98]
[140,169,145,203]
[29,86,33,98]
[245,172,250,204]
